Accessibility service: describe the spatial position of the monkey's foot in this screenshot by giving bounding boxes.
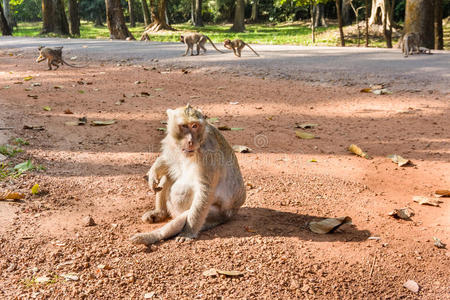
[141,210,167,223]
[130,233,160,246]
[175,232,196,243]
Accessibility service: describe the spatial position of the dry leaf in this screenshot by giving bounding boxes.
[53,85,63,89]
[230,128,243,131]
[412,196,442,207]
[229,101,239,105]
[43,106,51,111]
[360,88,372,93]
[388,208,414,220]
[232,145,252,153]
[348,144,370,159]
[115,99,125,105]
[434,190,450,197]
[90,120,116,126]
[23,125,44,130]
[23,76,33,81]
[0,191,25,200]
[295,131,316,139]
[203,268,244,277]
[309,216,352,234]
[388,154,410,167]
[218,125,231,131]
[27,94,38,99]
[157,128,166,132]
[370,84,384,90]
[433,237,446,249]
[35,276,51,284]
[65,117,87,126]
[244,226,256,233]
[64,109,74,114]
[295,123,318,129]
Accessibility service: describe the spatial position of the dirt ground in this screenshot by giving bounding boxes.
[0,51,449,299]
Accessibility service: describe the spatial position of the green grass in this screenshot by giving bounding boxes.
[12,20,450,48]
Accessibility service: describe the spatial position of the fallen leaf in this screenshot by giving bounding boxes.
[157,127,166,132]
[387,154,410,167]
[434,190,450,197]
[0,154,6,161]
[24,87,32,91]
[144,292,156,299]
[433,237,446,249]
[61,273,79,281]
[255,106,263,109]
[308,159,317,162]
[154,88,163,91]
[35,276,51,284]
[31,83,41,87]
[388,208,414,220]
[348,144,370,159]
[218,125,231,131]
[412,196,442,207]
[23,76,33,81]
[31,184,40,195]
[295,131,316,139]
[42,106,51,111]
[360,88,372,93]
[370,84,384,90]
[14,81,23,84]
[189,95,200,99]
[232,145,252,153]
[0,191,25,200]
[372,88,391,95]
[78,90,85,94]
[23,125,44,130]
[70,56,77,60]
[90,120,116,126]
[231,128,244,131]
[295,123,318,129]
[14,160,34,174]
[207,117,219,123]
[140,92,150,97]
[309,216,352,234]
[229,101,239,105]
[403,280,419,293]
[64,109,73,114]
[3,85,10,89]
[53,86,63,89]
[244,226,256,233]
[27,95,38,99]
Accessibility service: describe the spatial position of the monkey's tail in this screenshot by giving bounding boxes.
[61,59,88,68]
[245,44,260,57]
[206,36,225,53]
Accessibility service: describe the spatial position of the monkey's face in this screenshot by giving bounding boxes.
[178,122,205,156]
[223,39,232,49]
[180,36,185,43]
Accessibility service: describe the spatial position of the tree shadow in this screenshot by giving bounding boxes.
[197,207,371,243]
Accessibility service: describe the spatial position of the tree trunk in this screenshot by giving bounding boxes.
[434,0,443,49]
[194,0,203,26]
[342,0,352,26]
[250,0,258,23]
[310,2,315,43]
[128,0,135,27]
[335,0,345,46]
[105,0,135,39]
[383,0,394,48]
[2,0,10,27]
[191,0,195,24]
[41,0,70,35]
[369,0,389,26]
[230,0,245,32]
[405,0,434,49]
[141,0,151,26]
[365,0,369,46]
[313,3,327,27]
[95,12,103,26]
[68,0,80,36]
[0,2,12,35]
[140,0,174,36]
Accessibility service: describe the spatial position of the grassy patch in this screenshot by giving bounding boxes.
[13,20,450,48]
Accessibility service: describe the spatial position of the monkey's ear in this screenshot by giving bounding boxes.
[166,109,174,117]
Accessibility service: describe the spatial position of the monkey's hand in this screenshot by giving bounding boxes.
[130,232,161,246]
[175,232,197,243]
[147,170,162,193]
[141,209,167,223]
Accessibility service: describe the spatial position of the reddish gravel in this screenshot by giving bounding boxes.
[0,51,449,299]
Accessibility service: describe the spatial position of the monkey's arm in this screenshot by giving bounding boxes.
[147,156,169,192]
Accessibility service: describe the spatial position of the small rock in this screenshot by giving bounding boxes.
[403,280,420,293]
[82,216,96,227]
[144,292,156,299]
[35,276,51,284]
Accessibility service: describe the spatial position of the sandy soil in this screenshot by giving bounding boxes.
[0,50,449,299]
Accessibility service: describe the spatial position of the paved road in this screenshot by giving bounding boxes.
[1,36,449,92]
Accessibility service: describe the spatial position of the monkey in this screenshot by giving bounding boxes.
[180,33,224,56]
[224,39,260,57]
[36,46,84,70]
[402,32,426,57]
[130,104,246,246]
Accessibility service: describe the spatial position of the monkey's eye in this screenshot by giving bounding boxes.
[191,123,198,129]
[182,124,189,129]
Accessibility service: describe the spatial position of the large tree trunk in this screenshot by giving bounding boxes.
[405,0,434,49]
[105,0,135,39]
[335,0,345,46]
[2,0,11,27]
[250,0,258,23]
[383,0,394,48]
[313,3,327,27]
[191,0,195,24]
[68,0,80,36]
[434,0,443,49]
[194,0,203,26]
[230,0,245,32]
[0,2,12,35]
[41,0,70,35]
[369,0,391,27]
[140,0,174,37]
[128,0,136,27]
[365,0,369,46]
[141,0,151,26]
[342,0,352,26]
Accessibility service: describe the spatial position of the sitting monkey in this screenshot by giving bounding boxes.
[131,104,246,246]
[223,39,260,57]
[180,33,224,56]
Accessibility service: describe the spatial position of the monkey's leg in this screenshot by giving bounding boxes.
[201,205,229,231]
[130,211,189,246]
[237,49,242,57]
[52,61,60,70]
[142,175,170,223]
[47,60,52,70]
[200,43,207,55]
[183,45,189,56]
[232,48,239,57]
[196,43,201,56]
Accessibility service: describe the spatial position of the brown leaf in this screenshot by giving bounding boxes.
[295,130,316,139]
[203,268,244,277]
[218,125,231,131]
[295,123,318,129]
[360,88,372,93]
[309,216,352,234]
[0,191,25,201]
[435,190,450,197]
[232,145,252,153]
[412,196,442,207]
[64,109,74,114]
[388,154,410,167]
[23,125,44,130]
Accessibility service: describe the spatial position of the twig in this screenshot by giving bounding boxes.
[0,127,14,130]
[369,255,377,278]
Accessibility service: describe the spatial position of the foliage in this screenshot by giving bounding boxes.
[78,0,106,25]
[10,0,41,22]
[0,144,22,157]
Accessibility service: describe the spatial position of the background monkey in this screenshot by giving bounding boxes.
[131,104,246,246]
[36,46,84,70]
[224,39,260,57]
[180,33,224,56]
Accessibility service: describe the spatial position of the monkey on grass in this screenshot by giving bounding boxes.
[180,33,224,56]
[36,46,85,70]
[223,39,260,57]
[130,104,246,246]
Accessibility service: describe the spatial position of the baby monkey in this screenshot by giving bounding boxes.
[36,46,83,70]
[180,33,224,56]
[224,39,260,57]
